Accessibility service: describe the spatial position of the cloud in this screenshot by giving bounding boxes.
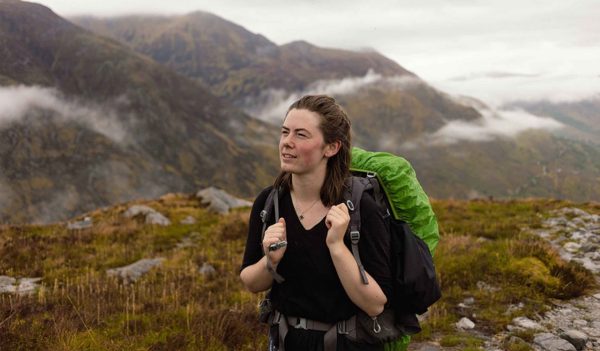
[241,70,422,123]
[0,85,132,144]
[433,73,600,107]
[402,106,564,148]
[449,71,542,81]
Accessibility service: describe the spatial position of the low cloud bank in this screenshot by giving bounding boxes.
[403,106,563,148]
[241,70,422,124]
[0,85,131,144]
[434,73,600,107]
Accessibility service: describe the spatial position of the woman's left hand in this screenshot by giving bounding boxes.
[325,203,350,247]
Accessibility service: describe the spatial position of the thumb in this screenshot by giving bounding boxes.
[278,217,287,239]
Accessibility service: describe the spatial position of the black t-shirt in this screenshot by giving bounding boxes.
[241,186,393,350]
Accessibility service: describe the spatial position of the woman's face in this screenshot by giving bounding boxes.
[279,108,331,175]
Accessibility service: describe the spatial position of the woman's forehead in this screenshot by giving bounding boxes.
[283,109,321,130]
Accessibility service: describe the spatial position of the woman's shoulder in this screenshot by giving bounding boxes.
[254,185,275,205]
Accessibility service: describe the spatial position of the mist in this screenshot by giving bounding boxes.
[242,70,422,123]
[403,107,564,148]
[0,85,132,144]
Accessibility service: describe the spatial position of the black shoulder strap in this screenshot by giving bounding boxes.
[260,187,285,283]
[344,176,372,285]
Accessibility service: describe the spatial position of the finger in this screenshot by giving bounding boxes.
[279,217,287,240]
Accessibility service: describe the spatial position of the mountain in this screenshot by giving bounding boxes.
[0,0,279,223]
[72,12,412,102]
[72,12,482,141]
[505,97,600,145]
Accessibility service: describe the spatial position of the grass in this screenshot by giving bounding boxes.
[1,195,598,350]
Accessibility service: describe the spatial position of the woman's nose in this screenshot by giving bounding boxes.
[281,134,294,146]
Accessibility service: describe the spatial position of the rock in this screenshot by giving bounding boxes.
[15,278,42,295]
[456,317,475,330]
[145,212,171,226]
[0,276,41,295]
[0,275,17,293]
[123,205,171,226]
[476,280,500,292]
[199,262,216,276]
[560,330,588,351]
[196,187,252,214]
[175,236,195,249]
[573,319,588,327]
[563,242,581,253]
[180,216,196,225]
[412,344,441,351]
[513,316,544,330]
[124,205,157,217]
[107,258,164,283]
[556,207,590,218]
[67,216,93,229]
[593,293,600,300]
[534,333,576,351]
[463,297,475,305]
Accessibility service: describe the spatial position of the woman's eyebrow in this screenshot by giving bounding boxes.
[281,126,311,135]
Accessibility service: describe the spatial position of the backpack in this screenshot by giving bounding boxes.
[349,147,441,316]
[258,147,441,345]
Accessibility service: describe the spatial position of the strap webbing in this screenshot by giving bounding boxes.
[272,311,345,351]
[262,188,285,283]
[347,177,370,284]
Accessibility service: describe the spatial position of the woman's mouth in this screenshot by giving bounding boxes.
[281,153,296,159]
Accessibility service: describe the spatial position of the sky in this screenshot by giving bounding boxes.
[37,0,600,107]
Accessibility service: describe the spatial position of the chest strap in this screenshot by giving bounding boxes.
[271,310,356,351]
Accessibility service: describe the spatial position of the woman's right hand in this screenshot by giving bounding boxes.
[263,218,287,266]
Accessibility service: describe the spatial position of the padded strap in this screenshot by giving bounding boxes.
[272,311,340,351]
[261,188,285,283]
[346,177,370,284]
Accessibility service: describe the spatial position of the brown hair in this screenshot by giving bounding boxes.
[274,95,352,206]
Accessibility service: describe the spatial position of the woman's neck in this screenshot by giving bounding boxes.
[291,168,326,202]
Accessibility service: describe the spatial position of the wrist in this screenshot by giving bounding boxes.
[327,241,347,256]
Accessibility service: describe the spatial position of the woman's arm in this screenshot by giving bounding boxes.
[325,204,387,317]
[240,215,288,293]
[240,255,274,293]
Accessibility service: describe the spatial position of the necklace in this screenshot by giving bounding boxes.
[296,198,320,221]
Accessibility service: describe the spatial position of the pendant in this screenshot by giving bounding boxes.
[299,215,304,221]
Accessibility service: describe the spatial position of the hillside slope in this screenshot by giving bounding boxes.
[0,0,279,223]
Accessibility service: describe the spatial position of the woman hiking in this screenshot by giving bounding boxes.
[240,95,395,351]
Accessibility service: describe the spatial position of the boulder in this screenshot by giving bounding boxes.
[534,333,576,351]
[456,317,475,330]
[513,316,544,330]
[0,275,16,293]
[199,262,216,276]
[145,212,171,226]
[180,216,196,225]
[560,330,588,351]
[124,205,157,217]
[123,205,171,226]
[107,258,164,283]
[0,276,41,295]
[67,216,93,229]
[196,187,252,214]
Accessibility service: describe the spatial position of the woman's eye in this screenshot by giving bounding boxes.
[281,130,289,135]
[298,133,307,138]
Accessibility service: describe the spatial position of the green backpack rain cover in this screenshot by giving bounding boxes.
[351,147,439,254]
[351,147,440,351]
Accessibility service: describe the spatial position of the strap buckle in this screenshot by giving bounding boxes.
[294,317,308,330]
[345,200,355,211]
[350,230,360,244]
[337,319,349,335]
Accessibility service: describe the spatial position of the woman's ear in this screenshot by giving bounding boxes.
[324,141,341,158]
